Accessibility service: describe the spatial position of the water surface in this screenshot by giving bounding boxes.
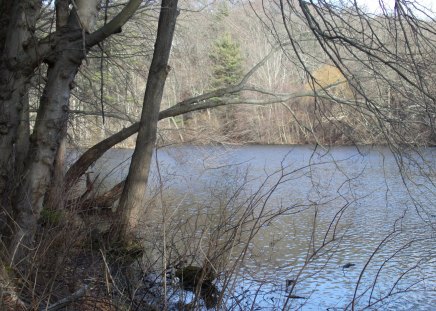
[77,145,435,310]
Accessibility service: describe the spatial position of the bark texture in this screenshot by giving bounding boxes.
[6,0,143,265]
[10,28,84,262]
[117,0,179,239]
[0,1,41,239]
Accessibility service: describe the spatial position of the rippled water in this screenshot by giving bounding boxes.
[80,145,436,310]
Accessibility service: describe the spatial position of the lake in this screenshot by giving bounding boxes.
[76,145,436,310]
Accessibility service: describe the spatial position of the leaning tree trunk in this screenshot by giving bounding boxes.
[117,0,179,241]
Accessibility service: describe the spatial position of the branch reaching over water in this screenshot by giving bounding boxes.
[64,47,344,190]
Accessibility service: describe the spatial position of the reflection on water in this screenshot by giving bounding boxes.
[75,145,436,310]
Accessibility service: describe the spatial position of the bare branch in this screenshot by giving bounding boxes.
[86,0,143,47]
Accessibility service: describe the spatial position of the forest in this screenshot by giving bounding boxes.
[66,1,436,147]
[0,0,435,310]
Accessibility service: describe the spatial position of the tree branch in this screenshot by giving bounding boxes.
[64,47,342,190]
[46,285,89,311]
[86,0,142,47]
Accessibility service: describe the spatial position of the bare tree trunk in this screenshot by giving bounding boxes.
[42,0,74,211]
[10,46,83,263]
[16,92,30,175]
[117,0,179,241]
[0,0,41,239]
[6,0,143,265]
[44,137,67,210]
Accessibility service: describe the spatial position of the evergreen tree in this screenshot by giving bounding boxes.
[209,33,244,140]
[214,1,230,24]
[209,32,243,89]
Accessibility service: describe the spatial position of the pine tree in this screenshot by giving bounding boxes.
[209,33,244,140]
[209,32,243,89]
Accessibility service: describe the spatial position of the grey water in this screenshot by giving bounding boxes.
[75,145,436,310]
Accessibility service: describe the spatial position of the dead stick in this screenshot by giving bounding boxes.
[46,284,89,311]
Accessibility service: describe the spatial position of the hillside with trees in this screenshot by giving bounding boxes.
[61,1,436,147]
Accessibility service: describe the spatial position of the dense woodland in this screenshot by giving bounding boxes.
[0,0,435,310]
[32,1,435,147]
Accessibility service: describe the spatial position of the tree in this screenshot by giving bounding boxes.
[0,0,143,266]
[209,32,244,138]
[117,0,179,241]
[270,0,436,147]
[210,33,244,89]
[0,0,278,267]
